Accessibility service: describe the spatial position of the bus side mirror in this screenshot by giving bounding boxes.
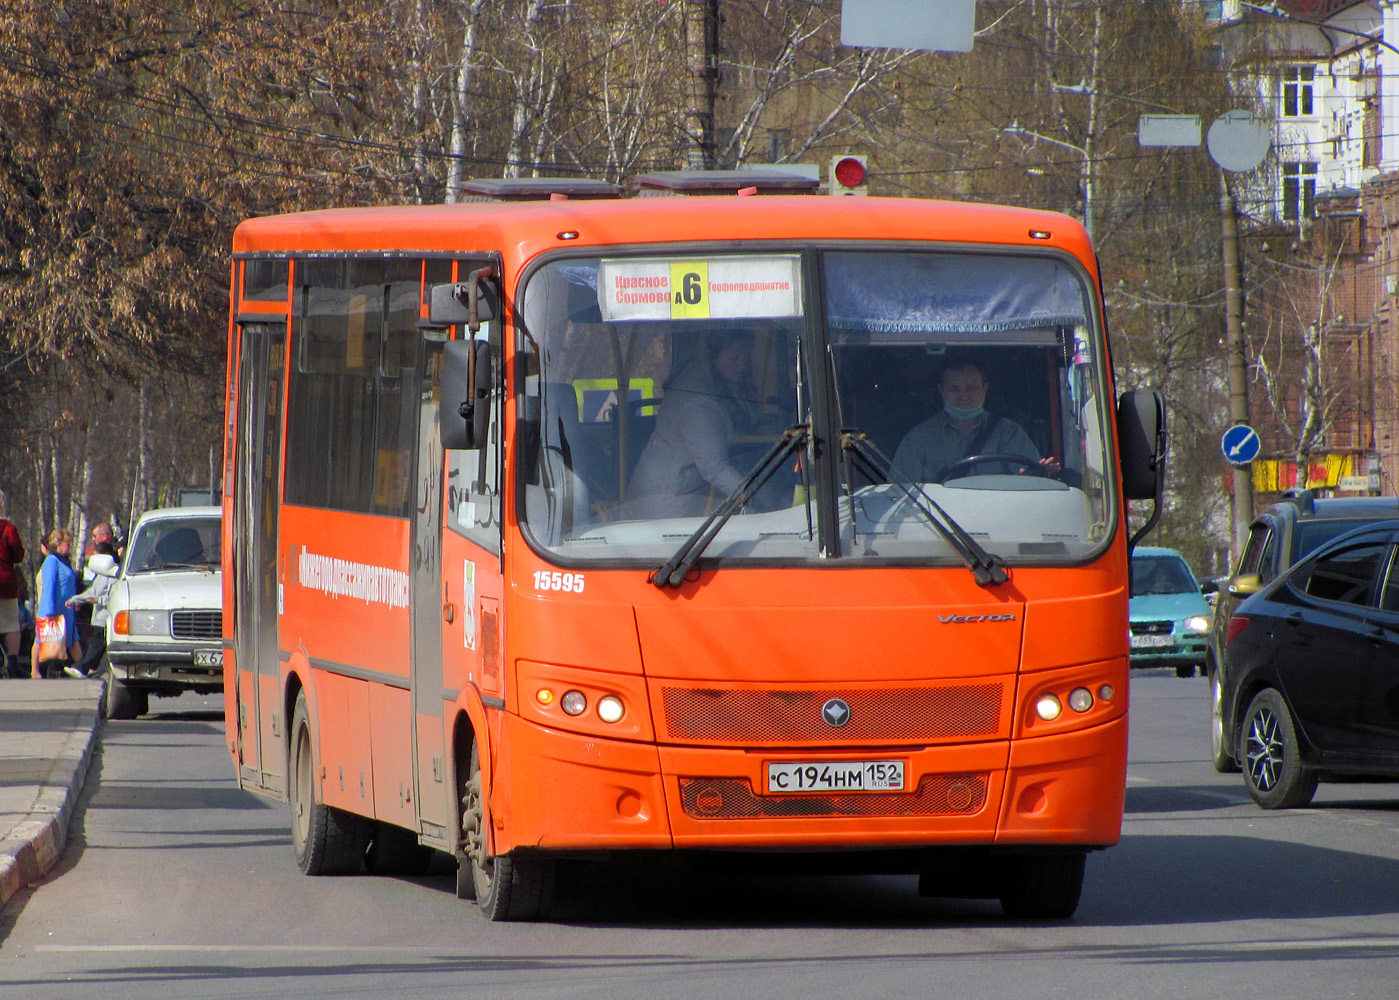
[440,339,494,450]
[1117,389,1166,501]
[429,270,499,328]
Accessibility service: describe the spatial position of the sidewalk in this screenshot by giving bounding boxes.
[0,678,104,912]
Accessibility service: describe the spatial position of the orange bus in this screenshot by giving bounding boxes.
[223,172,1164,921]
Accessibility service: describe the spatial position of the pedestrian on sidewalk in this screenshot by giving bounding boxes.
[0,489,25,679]
[76,522,118,673]
[35,529,81,679]
[28,536,47,679]
[67,541,118,677]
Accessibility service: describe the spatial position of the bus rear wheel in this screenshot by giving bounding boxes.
[461,742,550,921]
[289,692,367,875]
[997,851,1086,920]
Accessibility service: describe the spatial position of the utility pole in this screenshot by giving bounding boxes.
[1220,173,1255,561]
[684,0,720,169]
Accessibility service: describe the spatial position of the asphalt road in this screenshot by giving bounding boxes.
[3,674,1399,999]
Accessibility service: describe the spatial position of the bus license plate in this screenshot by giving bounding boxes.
[1130,634,1172,648]
[194,650,224,667]
[766,760,905,794]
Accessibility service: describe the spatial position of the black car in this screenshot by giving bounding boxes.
[1207,489,1399,772]
[1217,519,1399,808]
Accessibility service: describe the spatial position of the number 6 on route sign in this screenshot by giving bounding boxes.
[1221,424,1260,466]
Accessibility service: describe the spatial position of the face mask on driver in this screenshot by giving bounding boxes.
[943,402,985,422]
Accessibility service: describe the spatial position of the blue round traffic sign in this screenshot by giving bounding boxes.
[1221,424,1260,466]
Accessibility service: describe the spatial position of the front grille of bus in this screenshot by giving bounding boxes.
[171,610,222,641]
[678,774,989,820]
[1130,621,1173,636]
[659,684,1003,745]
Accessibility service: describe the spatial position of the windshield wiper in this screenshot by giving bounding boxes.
[651,424,810,589]
[840,430,1009,587]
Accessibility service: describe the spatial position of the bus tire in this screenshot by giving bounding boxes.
[290,692,367,875]
[455,858,476,901]
[1209,668,1239,773]
[998,851,1085,920]
[365,821,433,876]
[1240,688,1317,809]
[463,742,549,921]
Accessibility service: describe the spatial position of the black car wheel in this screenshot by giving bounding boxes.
[1240,688,1317,809]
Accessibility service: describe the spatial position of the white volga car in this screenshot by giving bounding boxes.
[105,505,223,719]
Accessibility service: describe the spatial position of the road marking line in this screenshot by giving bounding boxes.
[36,944,447,953]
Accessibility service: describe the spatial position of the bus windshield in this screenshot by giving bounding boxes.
[517,249,1114,567]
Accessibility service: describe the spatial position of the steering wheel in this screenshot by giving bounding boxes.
[934,453,1047,483]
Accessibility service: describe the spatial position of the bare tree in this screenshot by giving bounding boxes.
[1250,241,1365,471]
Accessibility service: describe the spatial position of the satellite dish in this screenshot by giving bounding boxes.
[1207,111,1271,172]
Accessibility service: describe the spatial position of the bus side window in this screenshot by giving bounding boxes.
[450,328,504,553]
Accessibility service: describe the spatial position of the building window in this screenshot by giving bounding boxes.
[1282,65,1314,117]
[1282,162,1317,221]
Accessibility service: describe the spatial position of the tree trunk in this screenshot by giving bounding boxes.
[73,436,93,560]
[130,379,149,522]
[445,0,486,203]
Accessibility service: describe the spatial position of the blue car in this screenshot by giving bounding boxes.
[1129,547,1213,677]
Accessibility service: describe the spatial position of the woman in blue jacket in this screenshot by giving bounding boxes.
[36,529,81,676]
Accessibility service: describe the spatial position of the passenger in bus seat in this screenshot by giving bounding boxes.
[891,358,1059,482]
[624,330,762,518]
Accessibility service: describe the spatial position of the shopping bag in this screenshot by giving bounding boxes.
[35,615,67,661]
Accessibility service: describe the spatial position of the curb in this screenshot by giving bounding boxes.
[0,679,105,912]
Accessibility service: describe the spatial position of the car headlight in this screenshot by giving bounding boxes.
[120,610,170,637]
[1183,616,1210,634]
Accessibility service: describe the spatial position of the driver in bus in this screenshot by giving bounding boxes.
[891,358,1059,482]
[626,329,761,518]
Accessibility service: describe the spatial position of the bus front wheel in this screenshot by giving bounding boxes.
[289,692,368,875]
[461,742,550,921]
[998,851,1085,920]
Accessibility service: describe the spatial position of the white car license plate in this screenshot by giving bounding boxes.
[194,649,224,667]
[766,760,905,794]
[1130,634,1173,648]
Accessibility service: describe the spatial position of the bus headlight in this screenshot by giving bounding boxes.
[1068,687,1094,713]
[1035,694,1063,721]
[597,695,625,724]
[560,690,587,716]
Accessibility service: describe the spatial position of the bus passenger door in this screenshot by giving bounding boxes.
[410,335,450,843]
[232,320,285,794]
